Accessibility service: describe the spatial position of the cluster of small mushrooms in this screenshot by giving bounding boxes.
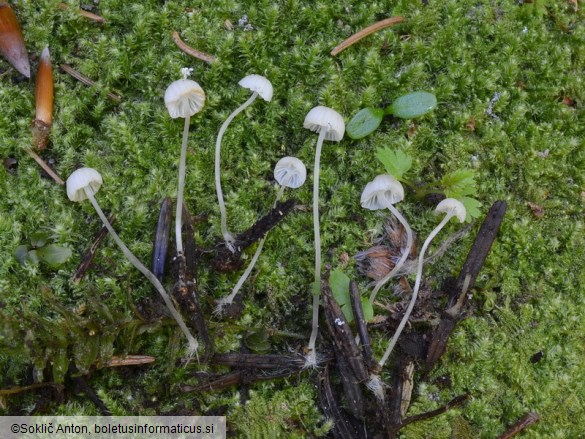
[65,68,467,382]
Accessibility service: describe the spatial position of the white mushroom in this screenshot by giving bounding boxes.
[214,74,273,253]
[215,157,306,315]
[360,174,413,305]
[369,198,467,399]
[303,106,345,368]
[164,67,205,256]
[66,167,199,356]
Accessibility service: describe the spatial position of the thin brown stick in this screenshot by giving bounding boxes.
[0,382,64,396]
[497,412,540,439]
[24,147,64,185]
[172,31,216,64]
[72,213,115,284]
[57,3,105,23]
[59,64,121,102]
[105,355,156,367]
[389,394,470,435]
[331,16,405,56]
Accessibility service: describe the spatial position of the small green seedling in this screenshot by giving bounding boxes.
[347,91,437,139]
[14,231,72,267]
[375,146,482,221]
[329,269,373,323]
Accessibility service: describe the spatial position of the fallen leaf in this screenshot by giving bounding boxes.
[562,96,576,107]
[527,202,545,218]
[407,122,418,138]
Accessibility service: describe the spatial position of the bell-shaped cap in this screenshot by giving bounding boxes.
[303,106,345,142]
[360,174,404,210]
[238,74,273,102]
[164,79,205,118]
[435,198,466,223]
[274,156,306,189]
[66,167,103,202]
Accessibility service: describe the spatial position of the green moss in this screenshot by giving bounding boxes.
[1,0,585,435]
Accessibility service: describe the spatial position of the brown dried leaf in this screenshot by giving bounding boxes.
[527,202,545,218]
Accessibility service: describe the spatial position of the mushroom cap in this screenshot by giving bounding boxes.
[360,174,404,210]
[164,79,206,118]
[435,198,466,223]
[274,156,307,189]
[303,106,345,142]
[238,74,273,102]
[66,167,103,202]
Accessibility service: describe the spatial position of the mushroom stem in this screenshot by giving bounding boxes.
[215,91,259,252]
[215,180,288,315]
[368,203,413,305]
[378,212,453,369]
[83,186,199,357]
[175,114,191,255]
[306,128,328,367]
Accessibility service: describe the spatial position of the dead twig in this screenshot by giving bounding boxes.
[349,281,377,372]
[211,353,305,369]
[72,213,115,284]
[497,412,540,439]
[171,31,216,64]
[212,199,298,272]
[425,201,507,372]
[389,394,470,436]
[60,64,121,102]
[105,355,155,367]
[331,16,404,56]
[23,147,64,185]
[57,3,105,23]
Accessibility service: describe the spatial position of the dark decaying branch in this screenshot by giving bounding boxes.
[317,366,364,439]
[496,412,540,439]
[211,353,305,370]
[322,276,369,383]
[171,203,212,359]
[212,199,298,272]
[388,394,471,436]
[425,200,507,371]
[72,213,116,284]
[349,280,377,373]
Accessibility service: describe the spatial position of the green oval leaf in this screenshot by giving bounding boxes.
[14,245,30,265]
[36,245,72,267]
[346,107,384,139]
[30,231,49,248]
[385,91,437,119]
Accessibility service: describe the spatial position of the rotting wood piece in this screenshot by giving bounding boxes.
[170,203,212,359]
[317,365,365,439]
[212,199,298,272]
[211,352,306,370]
[425,200,507,371]
[387,358,415,428]
[322,275,369,383]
